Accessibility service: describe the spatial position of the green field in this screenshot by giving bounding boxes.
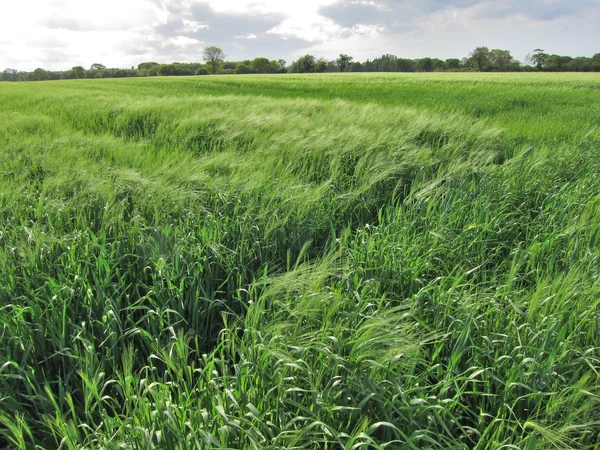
[1,73,599,449]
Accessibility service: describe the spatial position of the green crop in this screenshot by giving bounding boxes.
[1,73,599,449]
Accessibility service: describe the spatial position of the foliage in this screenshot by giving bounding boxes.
[528,49,549,70]
[235,63,252,74]
[336,54,353,72]
[33,68,49,81]
[71,66,86,79]
[470,46,491,71]
[250,57,274,73]
[291,54,316,73]
[4,48,599,84]
[489,49,513,71]
[203,46,226,74]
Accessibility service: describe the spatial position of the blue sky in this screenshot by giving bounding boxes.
[1,0,599,70]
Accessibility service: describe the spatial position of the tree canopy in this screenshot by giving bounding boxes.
[3,46,599,83]
[203,46,226,74]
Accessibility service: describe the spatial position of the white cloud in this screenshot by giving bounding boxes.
[181,19,209,32]
[0,0,165,69]
[0,0,598,71]
[267,15,345,42]
[198,0,338,16]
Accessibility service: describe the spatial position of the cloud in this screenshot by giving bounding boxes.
[181,19,210,32]
[470,0,599,21]
[1,0,599,71]
[320,1,387,27]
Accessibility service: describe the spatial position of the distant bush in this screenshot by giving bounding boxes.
[235,64,252,74]
[195,68,209,76]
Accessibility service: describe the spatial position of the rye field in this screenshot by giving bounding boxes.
[1,73,600,449]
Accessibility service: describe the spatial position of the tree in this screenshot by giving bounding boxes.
[291,55,316,73]
[336,54,353,72]
[489,49,513,71]
[33,68,49,81]
[544,54,572,72]
[90,63,106,71]
[527,49,548,70]
[349,61,362,72]
[234,64,251,74]
[203,46,226,74]
[278,59,286,69]
[432,58,445,70]
[1,68,19,82]
[158,63,194,76]
[373,54,397,72]
[250,57,273,74]
[138,62,159,70]
[461,57,476,70]
[445,58,461,70]
[593,53,600,71]
[567,57,593,72]
[314,58,328,73]
[72,66,86,79]
[415,58,434,72]
[396,58,415,72]
[469,47,491,72]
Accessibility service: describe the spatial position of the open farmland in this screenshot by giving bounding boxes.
[1,73,600,449]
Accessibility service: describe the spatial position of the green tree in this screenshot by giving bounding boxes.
[544,55,572,71]
[593,53,600,71]
[1,68,19,81]
[235,63,252,74]
[250,57,273,73]
[415,58,434,72]
[567,57,593,72]
[432,58,445,70]
[72,66,86,79]
[314,58,328,73]
[445,58,461,70]
[335,54,353,72]
[489,49,513,71]
[90,63,106,70]
[291,55,316,73]
[138,62,159,70]
[469,47,491,72]
[203,46,226,74]
[528,49,548,70]
[349,61,362,72]
[396,58,415,72]
[33,68,49,81]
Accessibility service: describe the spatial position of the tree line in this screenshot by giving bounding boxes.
[3,46,599,82]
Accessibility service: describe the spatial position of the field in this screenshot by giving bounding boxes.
[1,73,600,449]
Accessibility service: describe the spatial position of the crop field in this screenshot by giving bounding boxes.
[1,73,600,449]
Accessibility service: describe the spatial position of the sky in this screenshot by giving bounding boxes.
[1,0,599,71]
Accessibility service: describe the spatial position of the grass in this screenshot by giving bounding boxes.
[0,72,599,449]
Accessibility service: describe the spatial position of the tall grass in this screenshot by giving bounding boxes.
[1,73,599,448]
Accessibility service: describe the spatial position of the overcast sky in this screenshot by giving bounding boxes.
[1,0,599,71]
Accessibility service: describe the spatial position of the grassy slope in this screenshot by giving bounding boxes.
[1,73,599,449]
